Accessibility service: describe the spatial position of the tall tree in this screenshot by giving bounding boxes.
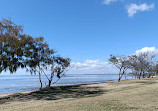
[0,18,70,88]
[0,18,30,73]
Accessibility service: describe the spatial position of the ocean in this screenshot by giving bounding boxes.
[0,74,134,94]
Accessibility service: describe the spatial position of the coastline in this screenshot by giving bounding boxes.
[0,79,116,97]
[0,76,147,98]
[0,77,138,99]
[0,74,134,95]
[0,77,158,111]
[0,80,115,98]
[0,77,153,98]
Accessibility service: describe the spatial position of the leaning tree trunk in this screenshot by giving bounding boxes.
[118,68,122,82]
[118,68,127,82]
[118,77,121,82]
[118,72,124,82]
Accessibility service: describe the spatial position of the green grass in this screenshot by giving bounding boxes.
[1,78,158,111]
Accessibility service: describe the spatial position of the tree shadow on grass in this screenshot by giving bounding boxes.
[0,85,104,104]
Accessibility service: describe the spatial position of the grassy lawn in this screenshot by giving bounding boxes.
[1,77,158,111]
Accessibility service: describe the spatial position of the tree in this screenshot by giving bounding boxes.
[27,40,71,88]
[0,18,32,73]
[24,37,55,88]
[152,63,158,77]
[128,52,156,79]
[0,18,70,88]
[109,55,130,82]
[46,56,70,87]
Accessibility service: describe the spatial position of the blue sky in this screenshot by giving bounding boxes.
[0,0,158,74]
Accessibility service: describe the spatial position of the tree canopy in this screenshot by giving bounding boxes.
[109,51,158,81]
[0,18,70,88]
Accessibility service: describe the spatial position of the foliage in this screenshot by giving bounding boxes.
[109,51,158,81]
[129,52,156,78]
[0,18,70,88]
[109,55,130,82]
[0,18,31,73]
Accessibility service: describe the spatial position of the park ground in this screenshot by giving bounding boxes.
[0,77,158,111]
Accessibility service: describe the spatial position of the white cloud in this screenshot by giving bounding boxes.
[103,0,118,5]
[67,60,118,74]
[127,3,154,17]
[135,47,158,55]
[67,47,158,74]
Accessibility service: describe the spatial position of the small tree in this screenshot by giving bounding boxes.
[47,56,70,87]
[109,55,130,82]
[25,36,70,88]
[28,55,70,88]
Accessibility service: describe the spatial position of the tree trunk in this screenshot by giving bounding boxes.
[118,72,124,82]
[40,79,42,89]
[138,75,140,79]
[118,77,121,82]
[48,80,51,87]
[118,68,122,82]
[39,70,42,89]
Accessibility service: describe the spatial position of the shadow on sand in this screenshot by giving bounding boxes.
[0,85,104,104]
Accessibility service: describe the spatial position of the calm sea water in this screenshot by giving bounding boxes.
[0,74,134,94]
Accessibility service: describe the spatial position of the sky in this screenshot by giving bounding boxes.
[0,0,158,74]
